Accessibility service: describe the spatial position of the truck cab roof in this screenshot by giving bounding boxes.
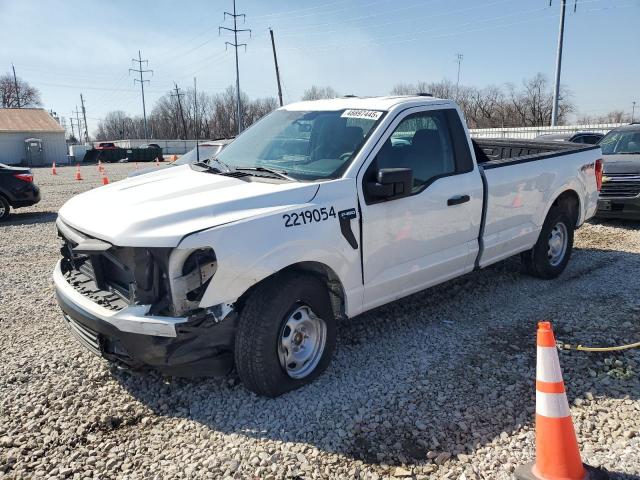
[282,95,454,112]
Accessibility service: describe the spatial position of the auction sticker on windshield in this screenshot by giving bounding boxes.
[341,109,383,120]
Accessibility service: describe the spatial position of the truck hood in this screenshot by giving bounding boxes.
[58,165,318,247]
[602,154,640,174]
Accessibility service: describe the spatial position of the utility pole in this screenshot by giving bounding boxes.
[455,53,463,100]
[73,106,83,144]
[220,0,251,134]
[632,101,636,123]
[129,50,153,139]
[80,93,89,143]
[171,83,188,140]
[194,77,199,162]
[69,117,77,142]
[11,64,20,108]
[269,28,283,107]
[551,0,568,127]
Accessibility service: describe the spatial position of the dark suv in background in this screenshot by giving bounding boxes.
[0,163,41,220]
[536,132,604,144]
[596,123,640,219]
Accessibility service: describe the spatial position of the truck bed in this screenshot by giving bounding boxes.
[472,138,599,169]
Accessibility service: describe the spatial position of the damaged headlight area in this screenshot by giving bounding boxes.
[58,221,218,318]
[167,247,217,316]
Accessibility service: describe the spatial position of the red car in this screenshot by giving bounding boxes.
[95,142,118,150]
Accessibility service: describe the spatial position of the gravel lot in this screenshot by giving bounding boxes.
[1,163,639,479]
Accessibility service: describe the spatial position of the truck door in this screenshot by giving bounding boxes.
[358,107,483,311]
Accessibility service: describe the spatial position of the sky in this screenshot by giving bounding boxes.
[1,0,638,136]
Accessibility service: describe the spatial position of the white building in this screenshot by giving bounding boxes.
[0,108,67,166]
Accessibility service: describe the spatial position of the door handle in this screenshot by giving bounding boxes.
[447,194,470,206]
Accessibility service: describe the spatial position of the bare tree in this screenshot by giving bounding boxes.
[0,73,42,108]
[302,85,339,101]
[95,85,278,141]
[390,74,574,128]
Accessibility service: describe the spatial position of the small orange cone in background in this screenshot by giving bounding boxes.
[515,321,608,480]
[171,154,177,162]
[74,164,82,181]
[101,172,109,185]
[97,160,104,173]
[51,161,57,175]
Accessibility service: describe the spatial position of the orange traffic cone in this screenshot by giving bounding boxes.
[51,162,57,175]
[101,172,109,185]
[171,154,177,162]
[97,160,104,174]
[515,321,608,480]
[75,164,82,181]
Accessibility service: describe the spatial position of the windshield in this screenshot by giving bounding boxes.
[174,145,223,165]
[215,109,384,181]
[600,130,640,154]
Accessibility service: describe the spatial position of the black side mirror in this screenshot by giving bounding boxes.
[366,167,413,200]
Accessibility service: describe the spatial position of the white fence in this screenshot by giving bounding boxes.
[469,123,624,139]
[92,139,211,155]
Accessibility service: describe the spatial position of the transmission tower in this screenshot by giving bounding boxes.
[130,50,153,139]
[171,83,188,139]
[219,0,251,134]
[455,53,463,99]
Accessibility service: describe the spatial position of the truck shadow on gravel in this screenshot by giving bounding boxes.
[1,211,57,226]
[589,218,640,231]
[112,247,640,474]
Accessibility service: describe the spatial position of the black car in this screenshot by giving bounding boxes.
[0,163,41,220]
[596,123,640,220]
[536,132,604,144]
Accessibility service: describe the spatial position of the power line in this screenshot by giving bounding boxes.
[129,50,153,139]
[219,0,251,134]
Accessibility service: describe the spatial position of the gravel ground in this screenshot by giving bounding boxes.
[1,163,639,479]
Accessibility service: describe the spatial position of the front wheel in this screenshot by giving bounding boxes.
[0,195,10,221]
[521,205,574,279]
[234,273,336,397]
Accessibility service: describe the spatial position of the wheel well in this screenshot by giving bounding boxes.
[235,262,347,322]
[552,190,580,225]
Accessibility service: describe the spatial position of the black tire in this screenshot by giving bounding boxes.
[521,205,574,279]
[234,272,336,397]
[0,195,10,221]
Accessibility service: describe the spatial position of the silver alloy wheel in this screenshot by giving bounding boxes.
[548,222,568,267]
[278,305,327,379]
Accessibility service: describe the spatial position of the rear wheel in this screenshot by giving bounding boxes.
[521,205,574,279]
[234,273,336,397]
[0,195,10,221]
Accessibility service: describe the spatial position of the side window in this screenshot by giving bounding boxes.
[375,110,456,192]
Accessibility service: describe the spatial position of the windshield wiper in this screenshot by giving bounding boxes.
[201,157,233,173]
[234,166,293,180]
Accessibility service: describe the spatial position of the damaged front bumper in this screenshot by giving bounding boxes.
[53,260,235,377]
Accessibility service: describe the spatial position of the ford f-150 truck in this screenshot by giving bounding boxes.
[54,96,603,397]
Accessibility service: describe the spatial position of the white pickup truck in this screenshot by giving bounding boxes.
[54,96,603,396]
